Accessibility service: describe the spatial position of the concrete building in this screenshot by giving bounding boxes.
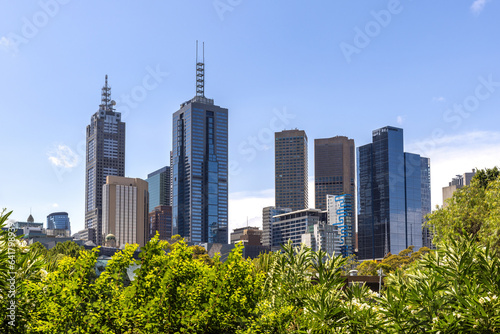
[230,226,262,246]
[172,50,228,244]
[102,176,149,248]
[85,76,126,245]
[272,208,325,248]
[357,126,431,260]
[146,166,171,213]
[327,194,354,257]
[275,129,308,211]
[262,206,292,247]
[442,169,476,206]
[314,136,355,211]
[148,205,172,241]
[301,222,335,255]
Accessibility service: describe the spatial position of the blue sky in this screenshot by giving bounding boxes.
[1,0,500,233]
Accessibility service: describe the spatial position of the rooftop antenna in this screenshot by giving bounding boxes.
[196,41,205,97]
[100,74,111,109]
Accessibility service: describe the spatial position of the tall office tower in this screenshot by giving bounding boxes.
[327,194,354,257]
[172,43,228,243]
[46,212,71,232]
[275,129,308,211]
[262,206,292,247]
[102,176,149,248]
[148,205,172,241]
[314,136,355,211]
[420,157,433,248]
[85,76,125,245]
[442,169,476,206]
[146,166,171,213]
[357,126,430,260]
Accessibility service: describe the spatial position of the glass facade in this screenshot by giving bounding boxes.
[327,194,354,257]
[146,166,171,213]
[357,126,430,259]
[172,96,228,243]
[46,212,70,232]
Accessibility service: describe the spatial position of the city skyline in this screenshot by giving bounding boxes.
[2,2,500,234]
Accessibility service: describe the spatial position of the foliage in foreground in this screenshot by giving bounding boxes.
[427,167,500,252]
[1,207,500,333]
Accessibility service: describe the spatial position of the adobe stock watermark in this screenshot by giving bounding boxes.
[416,74,500,158]
[0,0,72,54]
[213,0,243,21]
[115,65,169,121]
[49,64,168,183]
[339,0,409,64]
[6,224,17,327]
[229,107,295,176]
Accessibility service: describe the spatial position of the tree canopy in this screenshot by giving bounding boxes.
[426,167,500,252]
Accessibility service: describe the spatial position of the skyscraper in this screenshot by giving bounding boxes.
[146,166,171,213]
[314,136,355,210]
[275,129,308,211]
[172,43,228,243]
[85,76,125,245]
[357,126,430,260]
[102,176,149,248]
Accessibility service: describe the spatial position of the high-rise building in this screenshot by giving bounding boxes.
[148,205,172,241]
[102,176,149,248]
[47,212,71,231]
[357,126,430,260]
[420,157,433,248]
[262,206,292,247]
[172,44,228,243]
[85,76,125,245]
[275,129,308,211]
[442,169,476,206]
[327,194,354,257]
[146,166,171,213]
[314,136,355,211]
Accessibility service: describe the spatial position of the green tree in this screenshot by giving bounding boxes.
[426,167,500,251]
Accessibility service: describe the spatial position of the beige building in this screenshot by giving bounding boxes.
[102,176,149,248]
[442,169,476,206]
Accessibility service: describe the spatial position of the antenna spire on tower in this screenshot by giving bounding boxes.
[101,74,111,109]
[196,41,205,97]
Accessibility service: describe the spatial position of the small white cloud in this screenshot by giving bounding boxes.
[52,203,59,208]
[471,0,490,14]
[48,145,79,169]
[432,96,446,103]
[397,116,404,125]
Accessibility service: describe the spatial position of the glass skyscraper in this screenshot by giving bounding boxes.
[172,95,228,243]
[357,126,430,260]
[146,166,171,213]
[85,76,125,245]
[46,212,70,232]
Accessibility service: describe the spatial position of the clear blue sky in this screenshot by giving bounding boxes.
[1,1,499,233]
